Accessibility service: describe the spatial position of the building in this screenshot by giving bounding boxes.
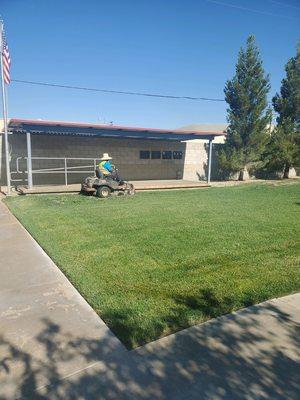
[0,119,226,188]
[178,124,227,143]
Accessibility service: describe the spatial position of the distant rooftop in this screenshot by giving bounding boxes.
[7,119,226,141]
[178,123,227,133]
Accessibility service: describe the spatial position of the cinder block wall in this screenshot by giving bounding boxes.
[0,133,222,186]
[182,140,209,181]
[2,133,210,186]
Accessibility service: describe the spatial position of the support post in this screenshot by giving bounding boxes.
[26,131,33,189]
[64,158,68,186]
[207,138,213,184]
[0,21,11,195]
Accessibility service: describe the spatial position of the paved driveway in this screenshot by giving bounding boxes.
[0,201,299,399]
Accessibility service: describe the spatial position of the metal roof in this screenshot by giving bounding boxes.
[8,119,225,141]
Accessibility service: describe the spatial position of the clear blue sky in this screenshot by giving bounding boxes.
[2,0,300,129]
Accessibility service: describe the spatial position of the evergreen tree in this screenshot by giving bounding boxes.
[266,45,300,178]
[219,36,271,180]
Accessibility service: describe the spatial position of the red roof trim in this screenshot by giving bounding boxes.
[9,118,225,136]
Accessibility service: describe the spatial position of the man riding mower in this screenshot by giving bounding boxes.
[81,153,135,198]
[98,153,122,182]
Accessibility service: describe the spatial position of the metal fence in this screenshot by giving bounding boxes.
[11,157,100,186]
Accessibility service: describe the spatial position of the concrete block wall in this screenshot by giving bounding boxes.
[2,133,209,186]
[0,133,226,187]
[182,140,208,181]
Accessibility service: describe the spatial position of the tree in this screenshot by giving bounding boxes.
[219,36,271,180]
[266,45,300,178]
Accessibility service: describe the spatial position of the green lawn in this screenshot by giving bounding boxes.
[5,181,300,348]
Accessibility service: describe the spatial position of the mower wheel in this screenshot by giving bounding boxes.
[96,186,111,198]
[127,184,135,195]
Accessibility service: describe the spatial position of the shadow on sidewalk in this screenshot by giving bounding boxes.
[1,295,299,400]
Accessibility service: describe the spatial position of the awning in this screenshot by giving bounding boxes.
[8,119,225,141]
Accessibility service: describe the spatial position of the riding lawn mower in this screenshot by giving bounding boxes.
[81,167,135,198]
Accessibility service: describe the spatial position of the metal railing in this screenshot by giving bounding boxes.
[11,157,100,186]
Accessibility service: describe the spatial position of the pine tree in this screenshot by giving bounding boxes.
[219,36,271,180]
[266,45,300,178]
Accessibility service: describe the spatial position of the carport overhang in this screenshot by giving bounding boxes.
[8,119,224,141]
[8,118,225,188]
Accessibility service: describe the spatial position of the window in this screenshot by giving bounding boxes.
[173,151,183,159]
[140,150,176,160]
[151,151,161,159]
[162,151,172,160]
[140,150,150,159]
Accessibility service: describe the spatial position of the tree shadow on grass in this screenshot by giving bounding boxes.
[101,308,168,349]
[102,290,232,350]
[1,294,300,400]
[174,288,259,316]
[173,289,235,316]
[103,289,258,349]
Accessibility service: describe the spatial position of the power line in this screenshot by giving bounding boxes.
[267,0,300,11]
[11,79,226,102]
[206,0,298,19]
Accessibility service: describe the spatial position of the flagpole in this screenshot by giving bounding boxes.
[0,20,11,195]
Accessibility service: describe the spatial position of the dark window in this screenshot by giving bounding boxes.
[162,151,172,160]
[140,150,150,159]
[173,151,183,159]
[151,151,161,159]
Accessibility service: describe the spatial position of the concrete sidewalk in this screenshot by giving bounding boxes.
[0,201,125,398]
[0,200,299,399]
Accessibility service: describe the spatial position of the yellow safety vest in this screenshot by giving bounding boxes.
[98,161,110,175]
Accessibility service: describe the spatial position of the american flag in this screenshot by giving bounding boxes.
[1,31,11,85]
